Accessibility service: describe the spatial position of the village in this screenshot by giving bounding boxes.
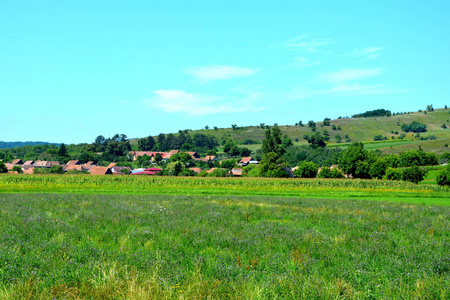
[3,150,260,177]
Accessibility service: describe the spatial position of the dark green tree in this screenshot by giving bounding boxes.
[0,161,7,173]
[261,125,285,156]
[402,166,427,184]
[57,143,68,157]
[338,142,375,178]
[259,152,289,178]
[436,165,450,186]
[138,136,155,151]
[294,161,318,178]
[303,132,326,149]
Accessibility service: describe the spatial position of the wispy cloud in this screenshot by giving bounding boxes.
[348,47,383,61]
[288,83,407,99]
[185,65,257,84]
[320,68,384,83]
[281,35,334,53]
[142,90,259,116]
[293,57,321,68]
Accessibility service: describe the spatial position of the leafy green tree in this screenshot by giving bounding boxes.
[261,125,285,156]
[50,165,64,174]
[436,165,450,186]
[170,152,192,163]
[0,161,7,173]
[369,159,388,179]
[384,168,402,181]
[259,152,289,178]
[323,118,331,126]
[402,166,427,184]
[303,132,326,149]
[57,143,68,157]
[136,154,151,168]
[208,168,229,177]
[294,161,318,178]
[308,120,316,129]
[317,167,345,178]
[12,165,23,173]
[398,150,438,167]
[154,153,163,164]
[338,142,375,178]
[401,121,427,133]
[138,136,155,151]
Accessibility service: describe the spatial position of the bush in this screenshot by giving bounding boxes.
[401,121,427,133]
[384,168,402,181]
[294,161,318,178]
[436,166,450,186]
[402,166,427,184]
[11,166,23,173]
[0,161,8,173]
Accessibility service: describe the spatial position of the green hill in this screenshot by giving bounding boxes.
[133,107,450,155]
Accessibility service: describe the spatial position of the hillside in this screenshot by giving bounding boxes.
[132,107,450,155]
[0,141,58,149]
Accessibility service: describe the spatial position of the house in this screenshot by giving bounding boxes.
[23,160,34,167]
[238,157,258,166]
[11,159,23,165]
[230,168,243,177]
[107,162,117,168]
[33,161,60,168]
[189,167,203,174]
[130,167,162,175]
[202,155,218,162]
[64,165,86,172]
[168,150,180,155]
[187,151,200,159]
[129,151,168,162]
[66,160,80,166]
[88,166,112,175]
[111,166,131,175]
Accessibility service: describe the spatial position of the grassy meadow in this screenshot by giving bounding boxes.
[0,175,449,299]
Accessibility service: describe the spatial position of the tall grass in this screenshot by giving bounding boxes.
[0,193,449,299]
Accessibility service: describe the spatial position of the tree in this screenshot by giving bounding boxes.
[259,152,289,178]
[261,125,285,156]
[0,161,7,173]
[402,166,427,184]
[138,136,155,151]
[303,132,326,149]
[436,165,450,186]
[231,124,238,130]
[50,165,64,174]
[294,161,318,178]
[401,121,427,133]
[95,135,106,145]
[152,153,162,164]
[323,118,331,126]
[338,142,375,178]
[12,165,23,173]
[57,143,68,157]
[308,120,316,128]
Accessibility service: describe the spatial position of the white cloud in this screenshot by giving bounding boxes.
[142,89,259,116]
[185,65,257,83]
[293,57,321,68]
[320,68,384,83]
[282,35,334,53]
[348,47,383,61]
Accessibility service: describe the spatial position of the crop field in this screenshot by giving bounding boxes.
[0,175,449,299]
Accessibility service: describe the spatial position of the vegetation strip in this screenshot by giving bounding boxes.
[0,193,449,299]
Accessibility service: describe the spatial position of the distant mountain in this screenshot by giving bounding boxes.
[0,141,59,149]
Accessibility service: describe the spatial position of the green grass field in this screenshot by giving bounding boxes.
[0,175,449,299]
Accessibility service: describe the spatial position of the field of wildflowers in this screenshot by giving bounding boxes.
[0,192,449,299]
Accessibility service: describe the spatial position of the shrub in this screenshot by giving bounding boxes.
[0,161,8,173]
[384,168,402,181]
[436,166,450,186]
[401,121,427,133]
[402,166,427,184]
[294,161,319,178]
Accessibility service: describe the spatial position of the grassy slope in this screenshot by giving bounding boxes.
[131,108,450,155]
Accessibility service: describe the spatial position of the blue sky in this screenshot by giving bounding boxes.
[1,1,449,144]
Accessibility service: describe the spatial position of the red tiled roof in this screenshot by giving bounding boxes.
[189,167,202,173]
[107,162,117,168]
[66,160,80,165]
[65,165,85,172]
[11,159,22,164]
[88,166,112,175]
[240,157,253,163]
